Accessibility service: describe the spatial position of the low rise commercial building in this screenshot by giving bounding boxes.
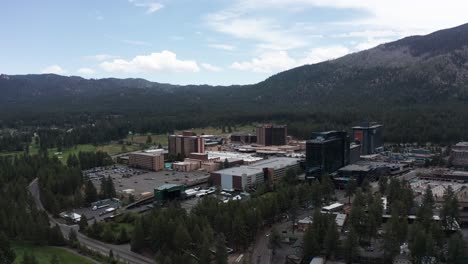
[335,161,410,187]
[419,169,468,182]
[410,179,468,225]
[172,160,201,172]
[451,142,468,168]
[211,157,300,191]
[154,184,185,202]
[231,132,257,144]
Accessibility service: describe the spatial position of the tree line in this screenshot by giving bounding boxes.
[38,151,114,215]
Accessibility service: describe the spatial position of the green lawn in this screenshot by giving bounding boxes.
[12,242,95,264]
[1,125,254,159]
[127,125,256,146]
[0,143,142,162]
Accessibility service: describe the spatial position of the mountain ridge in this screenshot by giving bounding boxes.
[1,23,468,126]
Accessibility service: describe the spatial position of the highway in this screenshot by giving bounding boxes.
[28,178,155,264]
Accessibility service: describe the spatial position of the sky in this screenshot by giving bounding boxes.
[1,0,468,85]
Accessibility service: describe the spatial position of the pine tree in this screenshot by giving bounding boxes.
[345,177,357,204]
[215,233,228,264]
[0,232,16,264]
[344,228,359,264]
[102,225,115,243]
[441,185,459,230]
[417,185,435,230]
[77,215,87,233]
[118,227,129,243]
[21,252,38,264]
[378,176,388,195]
[99,177,107,199]
[68,228,78,248]
[198,239,212,264]
[323,220,339,258]
[84,180,98,206]
[50,254,59,264]
[447,232,465,264]
[268,227,282,256]
[106,176,116,198]
[49,224,66,246]
[131,218,145,252]
[303,225,319,257]
[173,223,191,251]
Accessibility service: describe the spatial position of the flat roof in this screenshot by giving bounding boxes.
[130,150,165,157]
[214,157,300,176]
[207,151,263,163]
[339,164,372,172]
[352,123,383,129]
[334,213,347,226]
[156,183,181,190]
[250,157,299,169]
[322,202,343,211]
[455,142,468,147]
[215,166,263,176]
[309,257,325,264]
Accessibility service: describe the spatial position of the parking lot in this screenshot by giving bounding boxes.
[74,199,122,222]
[85,165,211,198]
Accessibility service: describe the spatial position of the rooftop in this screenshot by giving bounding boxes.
[214,157,300,176]
[250,157,300,169]
[130,149,166,157]
[214,166,263,176]
[207,151,263,163]
[352,122,383,129]
[455,142,468,147]
[156,183,181,191]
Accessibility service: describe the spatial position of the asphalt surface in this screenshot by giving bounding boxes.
[28,178,155,264]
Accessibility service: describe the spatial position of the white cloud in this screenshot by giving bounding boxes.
[130,1,164,14]
[100,51,200,73]
[121,39,152,46]
[96,15,104,20]
[353,37,393,51]
[41,65,67,74]
[85,54,119,61]
[233,0,468,36]
[201,63,222,72]
[208,44,236,51]
[77,68,95,75]
[231,46,350,73]
[207,0,468,64]
[205,12,306,50]
[231,51,297,73]
[300,46,350,64]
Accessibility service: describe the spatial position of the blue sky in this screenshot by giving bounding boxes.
[1,0,468,85]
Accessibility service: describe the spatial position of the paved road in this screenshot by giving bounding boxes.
[29,178,155,264]
[251,228,272,264]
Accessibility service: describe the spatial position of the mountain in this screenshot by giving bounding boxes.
[1,23,468,141]
[251,23,468,108]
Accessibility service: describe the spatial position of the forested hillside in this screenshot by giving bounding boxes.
[2,23,468,143]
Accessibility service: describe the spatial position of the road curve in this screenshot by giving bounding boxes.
[28,178,155,264]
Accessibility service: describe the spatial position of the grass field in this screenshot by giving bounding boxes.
[127,125,256,146]
[0,143,142,162]
[1,125,254,160]
[12,242,95,264]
